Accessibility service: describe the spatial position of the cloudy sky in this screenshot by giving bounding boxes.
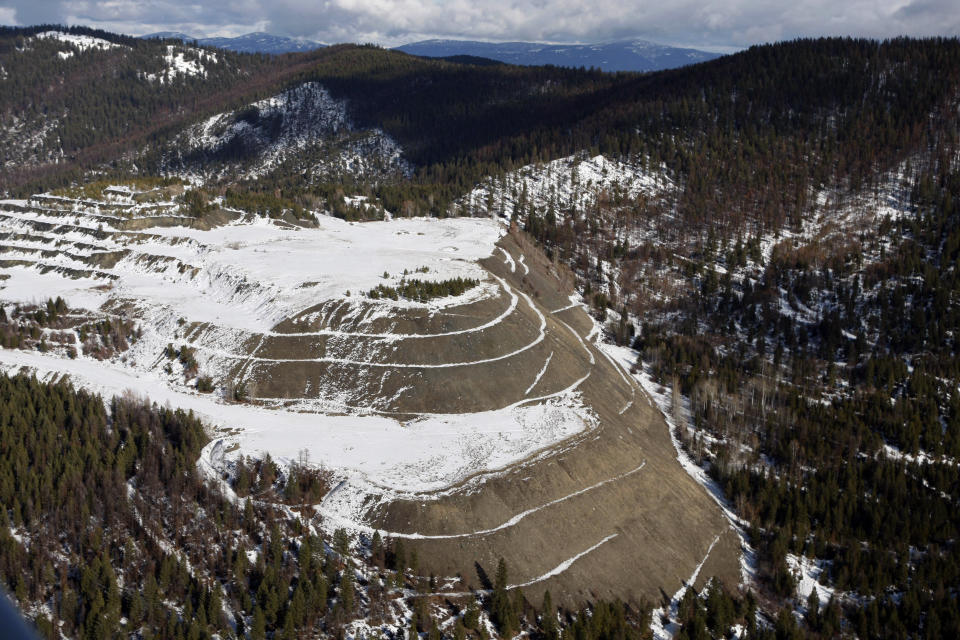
[0,0,957,50]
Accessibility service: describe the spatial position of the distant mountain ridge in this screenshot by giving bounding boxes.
[394,38,723,71]
[142,31,325,54]
[140,31,719,70]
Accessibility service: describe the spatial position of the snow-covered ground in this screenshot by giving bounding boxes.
[33,31,126,54]
[0,198,520,396]
[188,83,347,154]
[29,31,215,85]
[786,554,836,607]
[0,196,602,537]
[882,443,959,467]
[143,215,500,329]
[144,45,218,83]
[0,202,501,332]
[171,82,411,181]
[0,266,108,312]
[454,153,671,218]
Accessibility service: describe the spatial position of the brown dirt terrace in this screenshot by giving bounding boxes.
[306,232,742,607]
[0,192,741,607]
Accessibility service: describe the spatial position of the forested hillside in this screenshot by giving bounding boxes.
[5,28,959,222]
[0,373,658,640]
[627,164,960,638]
[173,37,960,225]
[496,38,960,640]
[0,26,320,192]
[171,38,960,220]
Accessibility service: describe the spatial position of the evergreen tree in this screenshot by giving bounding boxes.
[541,590,558,640]
[491,558,517,637]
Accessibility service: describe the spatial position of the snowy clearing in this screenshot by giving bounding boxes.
[0,202,503,333]
[0,347,595,506]
[455,153,671,219]
[786,554,837,607]
[0,197,602,530]
[33,31,125,53]
[143,45,219,83]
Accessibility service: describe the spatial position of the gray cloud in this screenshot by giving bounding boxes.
[0,0,958,49]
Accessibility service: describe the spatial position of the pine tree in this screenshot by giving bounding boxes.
[491,558,517,637]
[339,568,355,615]
[251,605,267,640]
[408,612,420,640]
[371,530,383,568]
[393,539,407,573]
[541,590,558,640]
[463,601,480,630]
[805,587,820,631]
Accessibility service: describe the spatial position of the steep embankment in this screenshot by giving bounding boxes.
[0,187,738,606]
[359,232,740,604]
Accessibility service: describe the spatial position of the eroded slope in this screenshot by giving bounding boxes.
[0,191,738,606]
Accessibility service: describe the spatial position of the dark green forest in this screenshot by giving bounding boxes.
[367,277,479,302]
[515,50,960,639]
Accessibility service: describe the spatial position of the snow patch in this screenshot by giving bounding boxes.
[170,82,411,182]
[510,534,617,589]
[455,153,671,219]
[786,554,836,607]
[144,45,218,83]
[0,348,595,525]
[525,351,553,395]
[33,31,125,53]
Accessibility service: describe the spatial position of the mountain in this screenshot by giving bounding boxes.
[138,32,717,67]
[3,26,960,640]
[143,30,325,54]
[395,38,723,71]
